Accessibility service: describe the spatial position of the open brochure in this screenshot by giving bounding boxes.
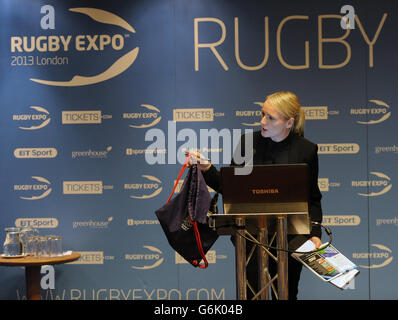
[292,240,359,290]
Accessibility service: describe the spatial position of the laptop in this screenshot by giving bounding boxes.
[217,164,311,234]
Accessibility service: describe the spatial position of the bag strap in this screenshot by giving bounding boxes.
[166,154,189,204]
[165,154,209,269]
[189,216,209,269]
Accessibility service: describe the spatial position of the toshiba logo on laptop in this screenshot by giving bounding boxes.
[251,188,279,194]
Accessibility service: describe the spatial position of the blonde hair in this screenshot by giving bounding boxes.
[266,91,305,136]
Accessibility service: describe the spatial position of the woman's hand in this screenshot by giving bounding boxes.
[310,236,322,249]
[186,150,212,172]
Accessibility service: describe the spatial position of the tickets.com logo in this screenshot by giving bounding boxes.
[63,181,113,195]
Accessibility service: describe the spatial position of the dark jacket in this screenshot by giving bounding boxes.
[202,130,323,248]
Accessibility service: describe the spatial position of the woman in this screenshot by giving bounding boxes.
[190,91,323,299]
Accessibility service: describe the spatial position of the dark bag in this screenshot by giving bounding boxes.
[155,161,219,268]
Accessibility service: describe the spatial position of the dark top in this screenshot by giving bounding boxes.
[202,130,323,248]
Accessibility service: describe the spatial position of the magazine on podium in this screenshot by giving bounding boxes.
[292,240,359,289]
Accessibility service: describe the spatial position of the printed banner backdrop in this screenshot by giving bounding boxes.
[0,0,397,300]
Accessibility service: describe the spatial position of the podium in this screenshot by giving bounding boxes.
[209,164,311,300]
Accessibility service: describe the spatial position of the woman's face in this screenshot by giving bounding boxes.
[260,99,293,142]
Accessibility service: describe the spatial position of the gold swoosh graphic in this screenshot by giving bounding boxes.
[20,188,52,200]
[357,112,391,125]
[141,104,160,113]
[360,256,393,269]
[19,106,51,130]
[131,258,164,270]
[144,246,162,254]
[357,99,390,124]
[31,47,139,87]
[372,244,392,252]
[19,118,51,130]
[142,175,162,184]
[30,106,50,114]
[31,176,51,184]
[358,184,392,197]
[129,117,161,128]
[130,187,163,199]
[370,99,389,108]
[69,8,136,33]
[242,122,261,127]
[370,172,391,180]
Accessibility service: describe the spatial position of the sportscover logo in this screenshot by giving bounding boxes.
[126,246,164,270]
[353,244,393,269]
[14,176,52,200]
[127,219,159,226]
[16,8,139,86]
[352,171,392,197]
[13,106,51,130]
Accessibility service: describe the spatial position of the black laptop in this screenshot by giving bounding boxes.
[219,164,311,234]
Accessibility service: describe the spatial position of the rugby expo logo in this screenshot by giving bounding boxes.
[236,102,338,126]
[125,175,162,199]
[350,99,391,124]
[235,102,262,127]
[125,246,164,270]
[353,244,393,269]
[123,104,162,129]
[352,171,392,197]
[13,106,51,130]
[14,176,52,200]
[11,7,139,86]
